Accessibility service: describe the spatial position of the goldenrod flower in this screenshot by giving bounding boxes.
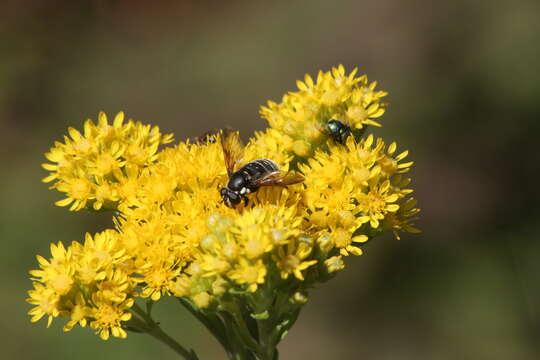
[324,255,345,273]
[27,283,61,327]
[42,111,173,211]
[228,258,267,292]
[90,297,134,340]
[63,294,90,331]
[29,65,420,351]
[260,65,388,158]
[384,197,421,239]
[273,240,317,280]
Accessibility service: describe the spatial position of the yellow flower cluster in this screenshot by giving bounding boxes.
[28,232,134,340]
[258,64,388,158]
[42,112,173,211]
[28,66,419,341]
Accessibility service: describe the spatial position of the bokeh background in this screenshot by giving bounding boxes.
[2,0,539,359]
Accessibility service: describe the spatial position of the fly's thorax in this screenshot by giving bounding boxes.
[228,173,247,191]
[226,159,280,199]
[326,120,352,144]
[326,120,341,134]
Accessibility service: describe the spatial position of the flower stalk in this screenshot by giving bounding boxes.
[128,303,198,360]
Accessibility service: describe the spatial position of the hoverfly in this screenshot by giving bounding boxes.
[220,129,304,207]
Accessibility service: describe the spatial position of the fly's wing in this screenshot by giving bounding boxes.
[253,171,305,188]
[221,128,244,177]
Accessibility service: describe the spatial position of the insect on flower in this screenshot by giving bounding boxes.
[220,129,304,207]
[325,119,352,144]
[191,127,227,145]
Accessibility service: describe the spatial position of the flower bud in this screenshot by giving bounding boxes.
[291,291,308,305]
[325,256,345,273]
[317,233,333,253]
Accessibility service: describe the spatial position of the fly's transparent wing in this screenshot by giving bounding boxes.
[221,128,244,176]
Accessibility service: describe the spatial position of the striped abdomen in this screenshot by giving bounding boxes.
[227,159,279,192]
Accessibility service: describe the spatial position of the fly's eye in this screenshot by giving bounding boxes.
[221,188,241,207]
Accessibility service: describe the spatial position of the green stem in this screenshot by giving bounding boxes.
[177,297,260,360]
[228,319,257,359]
[176,297,232,356]
[227,302,262,353]
[129,303,198,360]
[221,310,259,359]
[145,321,198,360]
[256,318,278,360]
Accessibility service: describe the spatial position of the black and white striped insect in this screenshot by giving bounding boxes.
[219,130,304,207]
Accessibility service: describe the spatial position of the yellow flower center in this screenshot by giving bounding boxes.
[352,167,370,183]
[245,238,265,258]
[78,265,99,284]
[356,148,370,161]
[361,192,386,214]
[118,181,136,199]
[50,274,73,295]
[283,255,300,272]
[310,211,327,227]
[333,229,351,248]
[326,190,349,210]
[149,270,168,287]
[95,185,113,202]
[222,242,238,260]
[39,294,56,314]
[127,145,147,165]
[73,139,92,153]
[71,179,92,199]
[379,156,397,175]
[152,180,171,203]
[304,121,323,141]
[241,266,260,284]
[346,106,367,124]
[292,140,311,157]
[209,258,229,273]
[337,210,355,227]
[97,304,120,325]
[321,89,340,105]
[95,154,117,175]
[94,250,112,263]
[70,305,86,322]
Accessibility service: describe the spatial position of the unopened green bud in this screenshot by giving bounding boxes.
[200,234,218,251]
[317,233,333,253]
[211,277,228,296]
[325,256,345,273]
[251,310,269,320]
[291,291,308,305]
[192,292,212,308]
[298,233,314,246]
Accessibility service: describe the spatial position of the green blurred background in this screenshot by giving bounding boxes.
[2,0,539,359]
